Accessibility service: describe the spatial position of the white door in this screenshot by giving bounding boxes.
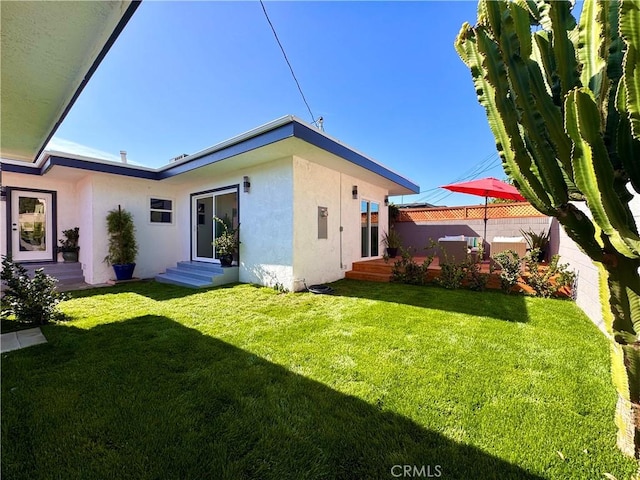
[192,189,238,263]
[10,190,54,262]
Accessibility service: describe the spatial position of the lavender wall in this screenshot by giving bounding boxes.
[394,216,556,257]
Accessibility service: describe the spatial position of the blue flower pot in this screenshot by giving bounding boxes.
[113,263,136,281]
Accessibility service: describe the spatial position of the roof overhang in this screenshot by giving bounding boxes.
[0,1,140,162]
[1,116,420,195]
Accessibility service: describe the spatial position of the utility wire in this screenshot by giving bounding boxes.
[259,0,317,126]
[413,152,501,204]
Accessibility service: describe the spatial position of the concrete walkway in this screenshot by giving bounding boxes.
[1,327,47,353]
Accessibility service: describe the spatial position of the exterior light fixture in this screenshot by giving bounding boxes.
[243,176,251,193]
[352,185,358,199]
[384,195,389,206]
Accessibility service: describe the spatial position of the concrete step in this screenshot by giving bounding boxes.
[22,262,82,273]
[19,262,84,284]
[176,261,224,274]
[155,273,214,288]
[165,267,215,283]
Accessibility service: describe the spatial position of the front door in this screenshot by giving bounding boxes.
[192,189,238,263]
[10,189,55,262]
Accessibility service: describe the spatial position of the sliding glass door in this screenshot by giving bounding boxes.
[192,189,238,262]
[361,200,379,257]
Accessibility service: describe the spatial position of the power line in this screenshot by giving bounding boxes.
[259,0,317,126]
[412,152,501,204]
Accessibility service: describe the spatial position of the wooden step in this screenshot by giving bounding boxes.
[344,271,391,282]
[351,261,394,274]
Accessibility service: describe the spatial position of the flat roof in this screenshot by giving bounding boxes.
[1,116,420,194]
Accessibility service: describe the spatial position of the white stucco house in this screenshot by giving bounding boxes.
[0,1,418,290]
[1,116,419,290]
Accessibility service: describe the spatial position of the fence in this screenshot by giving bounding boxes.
[397,202,544,223]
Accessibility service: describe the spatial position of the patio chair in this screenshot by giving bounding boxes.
[491,236,527,258]
[438,236,468,265]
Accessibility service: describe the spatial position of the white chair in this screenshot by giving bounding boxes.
[491,236,527,258]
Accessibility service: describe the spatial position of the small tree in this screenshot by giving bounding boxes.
[104,206,138,265]
[456,0,640,457]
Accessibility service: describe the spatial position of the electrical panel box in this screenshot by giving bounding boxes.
[318,206,328,239]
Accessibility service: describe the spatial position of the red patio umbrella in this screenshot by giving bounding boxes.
[440,177,526,247]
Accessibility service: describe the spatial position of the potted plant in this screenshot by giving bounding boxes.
[58,227,79,262]
[520,228,550,262]
[212,216,240,267]
[104,206,138,280]
[382,227,402,258]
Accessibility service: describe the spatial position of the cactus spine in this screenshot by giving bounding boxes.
[456,0,640,458]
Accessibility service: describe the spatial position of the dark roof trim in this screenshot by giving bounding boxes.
[292,122,419,193]
[33,1,142,162]
[2,155,155,179]
[157,123,294,179]
[4,118,419,193]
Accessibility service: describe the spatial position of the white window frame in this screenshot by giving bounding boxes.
[149,197,174,225]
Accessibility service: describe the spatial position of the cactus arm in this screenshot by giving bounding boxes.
[540,1,581,97]
[579,0,608,91]
[455,24,554,214]
[565,88,640,258]
[620,0,640,139]
[617,81,640,194]
[498,2,569,203]
[577,0,607,97]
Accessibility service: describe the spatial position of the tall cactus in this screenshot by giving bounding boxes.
[456,0,640,458]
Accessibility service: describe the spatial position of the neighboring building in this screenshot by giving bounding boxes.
[1,116,419,290]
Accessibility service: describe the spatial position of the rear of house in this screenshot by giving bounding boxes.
[1,116,419,291]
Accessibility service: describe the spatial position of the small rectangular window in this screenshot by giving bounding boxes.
[150,198,173,224]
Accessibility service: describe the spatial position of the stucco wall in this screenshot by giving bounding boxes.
[556,196,640,335]
[292,156,388,290]
[88,173,183,284]
[174,157,295,289]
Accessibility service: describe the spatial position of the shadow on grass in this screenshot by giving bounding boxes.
[329,279,531,323]
[65,279,239,302]
[2,316,542,480]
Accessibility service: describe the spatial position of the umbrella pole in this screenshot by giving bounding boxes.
[483,196,488,259]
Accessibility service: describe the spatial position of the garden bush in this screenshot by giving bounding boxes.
[1,256,67,325]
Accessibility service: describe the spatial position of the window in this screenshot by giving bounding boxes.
[150,198,173,224]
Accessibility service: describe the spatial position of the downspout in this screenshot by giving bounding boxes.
[339,173,343,269]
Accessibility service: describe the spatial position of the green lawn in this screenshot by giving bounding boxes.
[2,280,637,479]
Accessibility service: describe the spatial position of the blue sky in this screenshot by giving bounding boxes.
[53,1,514,206]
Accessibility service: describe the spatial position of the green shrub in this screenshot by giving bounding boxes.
[524,249,576,298]
[391,248,433,285]
[1,256,67,325]
[492,250,522,294]
[465,260,489,292]
[436,262,466,289]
